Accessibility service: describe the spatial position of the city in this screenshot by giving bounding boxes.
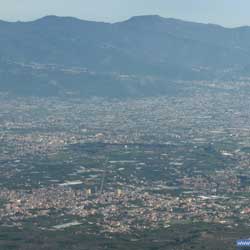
[1,81,250,248]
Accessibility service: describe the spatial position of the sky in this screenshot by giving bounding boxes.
[0,0,249,27]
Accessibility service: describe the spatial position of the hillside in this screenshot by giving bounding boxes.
[1,15,250,97]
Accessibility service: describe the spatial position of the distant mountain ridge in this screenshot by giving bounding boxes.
[1,15,250,97]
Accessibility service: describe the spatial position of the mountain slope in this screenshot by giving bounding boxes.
[1,15,250,97]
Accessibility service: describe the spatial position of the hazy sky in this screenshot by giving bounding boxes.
[0,0,249,27]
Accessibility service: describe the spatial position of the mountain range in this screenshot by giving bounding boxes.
[1,15,250,97]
